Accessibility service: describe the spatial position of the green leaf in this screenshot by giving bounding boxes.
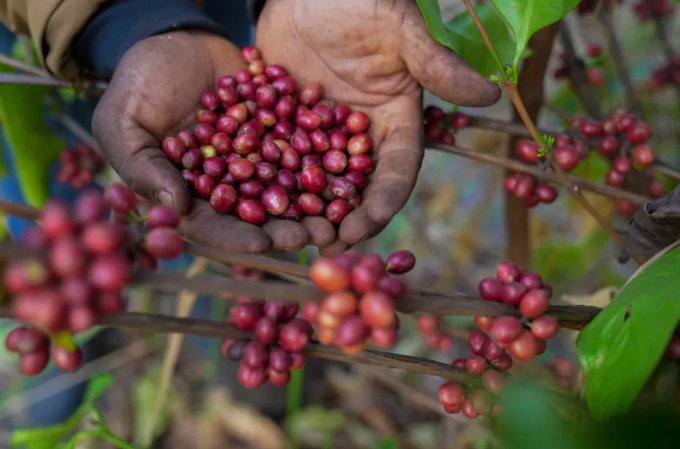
[82,373,114,405]
[444,5,518,77]
[415,0,461,54]
[576,242,680,420]
[488,0,580,70]
[0,66,64,208]
[11,423,73,449]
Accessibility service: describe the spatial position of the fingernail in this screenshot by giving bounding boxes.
[157,190,175,209]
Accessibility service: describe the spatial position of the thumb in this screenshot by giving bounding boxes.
[401,4,501,107]
[92,103,192,213]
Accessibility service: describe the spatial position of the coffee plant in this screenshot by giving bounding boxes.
[0,0,679,448]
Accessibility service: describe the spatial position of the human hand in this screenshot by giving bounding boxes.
[92,31,316,253]
[256,0,501,255]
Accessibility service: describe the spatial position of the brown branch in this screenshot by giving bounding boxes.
[557,21,603,119]
[428,144,650,205]
[0,53,51,78]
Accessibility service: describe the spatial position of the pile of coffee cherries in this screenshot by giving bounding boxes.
[223,299,310,388]
[422,105,470,145]
[304,250,415,353]
[160,45,372,226]
[3,184,185,376]
[56,143,106,189]
[475,262,557,362]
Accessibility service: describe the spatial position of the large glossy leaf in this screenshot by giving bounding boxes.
[576,242,680,420]
[415,0,462,54]
[489,0,580,69]
[445,5,517,76]
[0,66,64,207]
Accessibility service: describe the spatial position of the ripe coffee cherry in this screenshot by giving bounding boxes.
[6,327,49,354]
[300,83,323,106]
[68,305,100,333]
[478,278,503,301]
[182,148,204,170]
[424,105,445,123]
[210,184,239,214]
[50,236,87,278]
[626,122,652,144]
[20,350,50,376]
[377,275,406,298]
[348,154,374,173]
[52,345,83,372]
[280,318,313,352]
[385,250,416,275]
[238,363,268,388]
[632,144,655,167]
[231,303,263,330]
[579,121,603,137]
[346,111,370,134]
[474,315,494,332]
[162,137,186,164]
[586,67,604,86]
[41,200,77,239]
[531,315,559,340]
[144,227,184,260]
[325,199,351,223]
[468,330,487,354]
[519,272,543,291]
[243,341,269,368]
[335,316,370,347]
[535,184,558,203]
[598,136,620,156]
[330,177,356,200]
[202,90,220,110]
[347,134,372,155]
[350,264,381,294]
[147,206,180,228]
[268,368,292,387]
[269,347,293,373]
[516,140,539,163]
[301,165,328,193]
[81,222,127,255]
[605,169,625,187]
[310,259,350,292]
[322,150,348,174]
[89,254,131,293]
[496,262,521,283]
[203,156,227,177]
[281,148,301,171]
[322,291,358,317]
[360,291,396,328]
[501,282,526,306]
[438,381,466,407]
[73,191,106,225]
[261,186,290,216]
[194,174,217,199]
[450,112,469,129]
[492,352,513,371]
[298,193,324,215]
[508,330,540,362]
[465,355,487,376]
[649,179,666,199]
[612,156,632,174]
[555,147,579,171]
[237,199,267,225]
[513,174,536,199]
[481,339,504,361]
[489,316,523,343]
[519,289,550,318]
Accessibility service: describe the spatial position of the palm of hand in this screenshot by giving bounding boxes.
[256,0,500,253]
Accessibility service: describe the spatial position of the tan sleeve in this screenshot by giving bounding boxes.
[0,0,110,80]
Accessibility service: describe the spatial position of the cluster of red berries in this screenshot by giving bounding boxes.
[223,298,309,388]
[438,367,505,418]
[422,105,470,145]
[160,46,372,226]
[3,185,185,376]
[304,250,415,353]
[416,315,454,352]
[476,262,558,362]
[56,143,106,189]
[649,57,680,92]
[547,357,576,390]
[553,43,605,87]
[634,0,674,20]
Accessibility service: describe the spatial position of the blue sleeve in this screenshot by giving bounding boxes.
[71,0,232,79]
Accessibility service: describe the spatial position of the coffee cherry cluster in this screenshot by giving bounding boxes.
[423,105,470,145]
[416,314,454,352]
[160,46,372,226]
[438,374,504,418]
[223,298,309,388]
[3,185,185,376]
[649,57,680,92]
[56,143,106,189]
[634,0,674,20]
[305,250,415,353]
[475,262,557,363]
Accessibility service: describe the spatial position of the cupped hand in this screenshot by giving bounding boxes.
[256,0,501,255]
[92,31,313,253]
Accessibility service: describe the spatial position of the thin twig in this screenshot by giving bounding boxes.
[428,144,650,204]
[0,53,52,78]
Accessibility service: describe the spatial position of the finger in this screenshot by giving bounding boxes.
[319,239,349,258]
[92,96,192,214]
[179,200,272,253]
[301,217,337,247]
[401,3,501,107]
[337,206,387,246]
[262,220,309,251]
